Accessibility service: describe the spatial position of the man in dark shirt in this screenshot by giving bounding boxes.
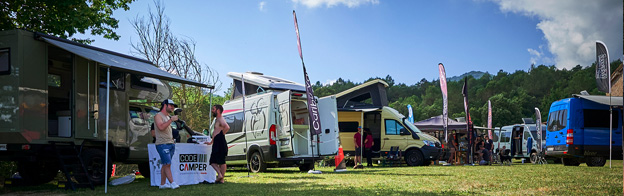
[483,136,493,163]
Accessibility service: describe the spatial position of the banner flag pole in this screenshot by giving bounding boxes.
[294,10,322,174]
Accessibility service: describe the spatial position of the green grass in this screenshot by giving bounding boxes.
[1,160,622,195]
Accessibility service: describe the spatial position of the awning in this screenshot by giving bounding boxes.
[573,94,624,106]
[413,115,467,132]
[36,33,212,89]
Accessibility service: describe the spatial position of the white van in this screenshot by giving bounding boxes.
[215,72,339,172]
[492,119,549,163]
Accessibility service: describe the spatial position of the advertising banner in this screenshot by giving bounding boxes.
[148,144,216,186]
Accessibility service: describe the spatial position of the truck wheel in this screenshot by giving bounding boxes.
[405,149,424,166]
[17,160,59,185]
[561,158,580,166]
[298,163,314,172]
[529,152,538,164]
[249,152,266,173]
[81,148,112,185]
[585,157,606,167]
[138,162,150,178]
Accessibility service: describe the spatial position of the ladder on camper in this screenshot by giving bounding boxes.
[51,142,94,190]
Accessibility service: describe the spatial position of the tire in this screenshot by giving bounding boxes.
[530,152,538,164]
[585,157,606,167]
[298,163,314,172]
[405,149,424,166]
[81,148,112,185]
[17,160,59,185]
[138,162,150,178]
[561,158,580,166]
[249,152,266,173]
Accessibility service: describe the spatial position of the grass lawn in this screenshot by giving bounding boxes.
[1,160,622,195]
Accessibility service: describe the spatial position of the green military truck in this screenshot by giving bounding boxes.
[0,29,211,185]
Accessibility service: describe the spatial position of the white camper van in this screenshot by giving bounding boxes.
[216,72,339,172]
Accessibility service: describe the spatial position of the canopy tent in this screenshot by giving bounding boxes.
[414,115,467,132]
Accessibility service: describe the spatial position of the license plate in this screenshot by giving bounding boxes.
[0,144,6,151]
[547,147,554,151]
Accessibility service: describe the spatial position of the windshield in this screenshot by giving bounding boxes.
[403,118,422,133]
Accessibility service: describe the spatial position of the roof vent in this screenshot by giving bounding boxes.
[247,71,263,75]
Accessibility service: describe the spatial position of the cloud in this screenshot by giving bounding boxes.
[527,45,553,65]
[323,79,337,86]
[259,1,266,11]
[490,0,623,69]
[292,0,379,8]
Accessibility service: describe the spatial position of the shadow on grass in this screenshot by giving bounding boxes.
[213,181,471,195]
[265,176,326,180]
[384,173,452,177]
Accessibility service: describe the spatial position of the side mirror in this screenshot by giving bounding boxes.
[399,128,410,135]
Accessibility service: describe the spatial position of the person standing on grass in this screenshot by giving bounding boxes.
[205,104,229,183]
[446,130,458,165]
[353,126,363,168]
[364,128,374,167]
[154,99,180,189]
[484,135,494,163]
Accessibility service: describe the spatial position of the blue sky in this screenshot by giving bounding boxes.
[80,0,623,94]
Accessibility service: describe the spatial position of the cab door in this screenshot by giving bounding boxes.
[381,118,408,151]
[275,91,293,153]
[317,95,339,156]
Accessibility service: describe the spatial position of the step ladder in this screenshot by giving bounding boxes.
[50,142,94,190]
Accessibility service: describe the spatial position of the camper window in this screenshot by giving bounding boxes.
[130,75,157,92]
[224,112,244,134]
[500,132,511,142]
[547,110,567,132]
[385,119,405,135]
[583,109,618,128]
[0,48,9,75]
[339,122,359,132]
[47,74,62,87]
[99,68,125,90]
[232,80,260,99]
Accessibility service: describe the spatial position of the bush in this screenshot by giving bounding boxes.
[0,161,17,179]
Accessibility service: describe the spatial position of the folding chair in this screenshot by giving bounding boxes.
[382,146,402,166]
[499,149,512,166]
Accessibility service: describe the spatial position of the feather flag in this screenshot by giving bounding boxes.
[293,10,322,136]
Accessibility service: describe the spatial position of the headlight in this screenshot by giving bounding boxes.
[423,140,435,147]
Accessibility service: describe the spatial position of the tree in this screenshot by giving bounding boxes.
[131,1,221,130]
[0,0,134,44]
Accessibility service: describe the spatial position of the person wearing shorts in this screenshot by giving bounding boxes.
[353,126,363,169]
[154,99,179,189]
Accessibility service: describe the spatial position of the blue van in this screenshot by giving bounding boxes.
[545,95,623,166]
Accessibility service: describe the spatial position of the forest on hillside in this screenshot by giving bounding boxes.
[311,61,623,127]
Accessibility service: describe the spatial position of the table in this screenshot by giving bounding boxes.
[148,143,217,186]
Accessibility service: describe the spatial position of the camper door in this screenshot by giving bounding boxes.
[317,96,339,156]
[276,91,294,153]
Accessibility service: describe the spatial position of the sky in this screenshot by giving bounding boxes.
[79,0,623,94]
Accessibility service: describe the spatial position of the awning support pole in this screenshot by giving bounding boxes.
[105,67,110,193]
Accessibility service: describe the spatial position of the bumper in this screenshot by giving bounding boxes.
[421,146,441,161]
